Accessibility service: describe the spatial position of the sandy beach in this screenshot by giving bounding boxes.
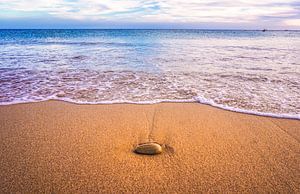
[0,100,299,193]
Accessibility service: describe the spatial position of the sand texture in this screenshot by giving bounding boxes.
[0,101,299,193]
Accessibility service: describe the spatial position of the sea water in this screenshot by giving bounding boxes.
[0,29,299,119]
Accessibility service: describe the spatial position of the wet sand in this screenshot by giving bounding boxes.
[0,101,299,193]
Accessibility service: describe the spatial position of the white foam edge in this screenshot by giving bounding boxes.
[0,95,299,120]
[195,96,300,120]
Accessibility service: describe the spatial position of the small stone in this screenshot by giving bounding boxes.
[134,142,162,155]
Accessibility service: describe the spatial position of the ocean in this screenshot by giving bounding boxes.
[0,29,299,119]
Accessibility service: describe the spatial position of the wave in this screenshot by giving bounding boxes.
[0,69,299,120]
[1,96,299,120]
[0,40,140,47]
[1,30,299,120]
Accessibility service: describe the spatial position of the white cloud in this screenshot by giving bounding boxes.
[284,19,300,26]
[0,0,299,27]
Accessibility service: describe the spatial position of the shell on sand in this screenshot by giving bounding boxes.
[134,142,162,155]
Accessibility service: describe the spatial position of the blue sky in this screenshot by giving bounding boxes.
[0,0,299,29]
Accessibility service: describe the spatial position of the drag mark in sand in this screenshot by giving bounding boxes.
[133,105,163,155]
[148,106,157,142]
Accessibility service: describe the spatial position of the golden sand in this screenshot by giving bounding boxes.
[0,101,299,193]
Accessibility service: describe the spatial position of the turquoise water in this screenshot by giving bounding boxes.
[0,29,299,119]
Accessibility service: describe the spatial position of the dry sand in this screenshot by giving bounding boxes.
[0,101,299,193]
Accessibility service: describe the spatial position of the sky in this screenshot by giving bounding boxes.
[0,0,299,29]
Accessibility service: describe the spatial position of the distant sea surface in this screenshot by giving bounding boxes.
[0,29,299,119]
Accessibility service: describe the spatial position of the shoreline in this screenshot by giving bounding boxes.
[1,99,299,120]
[0,101,299,193]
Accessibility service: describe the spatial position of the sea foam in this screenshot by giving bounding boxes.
[0,29,299,120]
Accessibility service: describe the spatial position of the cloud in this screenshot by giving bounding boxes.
[0,0,299,28]
[285,19,300,26]
[0,0,159,19]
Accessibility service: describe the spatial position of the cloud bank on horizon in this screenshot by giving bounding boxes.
[0,0,299,29]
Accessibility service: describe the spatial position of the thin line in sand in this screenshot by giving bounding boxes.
[269,118,300,143]
[143,105,158,143]
[148,105,157,142]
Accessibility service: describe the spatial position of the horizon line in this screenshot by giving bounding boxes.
[0,28,299,31]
